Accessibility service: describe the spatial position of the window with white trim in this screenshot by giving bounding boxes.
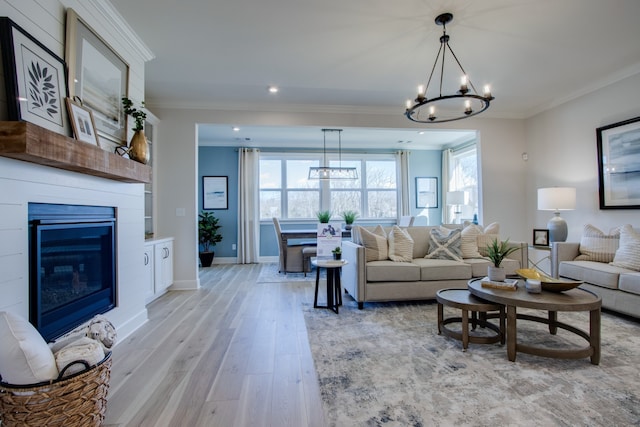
[259,153,397,220]
[448,145,478,222]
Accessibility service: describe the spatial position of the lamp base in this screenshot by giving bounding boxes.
[547,212,568,242]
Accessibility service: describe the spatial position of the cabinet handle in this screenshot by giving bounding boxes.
[144,253,149,265]
[163,247,169,258]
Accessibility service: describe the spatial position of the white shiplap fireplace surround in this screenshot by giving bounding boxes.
[0,156,149,340]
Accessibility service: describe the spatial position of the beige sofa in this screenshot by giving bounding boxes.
[342,225,528,309]
[552,242,640,318]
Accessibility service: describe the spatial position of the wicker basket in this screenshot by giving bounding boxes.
[0,352,112,427]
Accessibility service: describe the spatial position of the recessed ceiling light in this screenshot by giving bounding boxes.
[397,140,412,144]
[418,131,425,135]
[268,86,279,93]
[232,126,240,132]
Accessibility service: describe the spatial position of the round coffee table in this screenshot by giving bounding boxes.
[468,278,602,364]
[436,289,505,351]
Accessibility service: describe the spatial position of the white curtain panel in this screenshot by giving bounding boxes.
[441,149,451,224]
[237,148,260,263]
[396,150,410,218]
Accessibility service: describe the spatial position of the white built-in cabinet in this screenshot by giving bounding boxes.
[144,237,174,303]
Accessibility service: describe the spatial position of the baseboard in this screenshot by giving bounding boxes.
[212,256,238,264]
[112,309,148,343]
[169,279,199,290]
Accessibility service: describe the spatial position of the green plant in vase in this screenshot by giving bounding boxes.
[198,211,223,267]
[486,238,519,281]
[316,210,332,223]
[340,210,358,230]
[331,246,342,260]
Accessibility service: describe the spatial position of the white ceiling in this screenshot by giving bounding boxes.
[109,0,640,149]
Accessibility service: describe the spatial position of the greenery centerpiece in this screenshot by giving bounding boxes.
[198,211,223,267]
[486,238,519,281]
[121,97,149,164]
[316,210,332,223]
[340,210,358,230]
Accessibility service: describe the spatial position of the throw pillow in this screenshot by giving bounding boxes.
[388,225,414,262]
[425,228,463,261]
[576,224,620,262]
[54,336,105,378]
[461,224,483,258]
[475,222,500,257]
[358,225,388,262]
[0,311,59,384]
[610,224,640,271]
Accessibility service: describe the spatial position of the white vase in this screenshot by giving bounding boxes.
[487,266,506,282]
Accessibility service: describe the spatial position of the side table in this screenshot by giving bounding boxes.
[436,289,505,351]
[311,259,348,314]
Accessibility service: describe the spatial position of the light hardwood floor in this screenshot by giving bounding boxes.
[104,264,327,427]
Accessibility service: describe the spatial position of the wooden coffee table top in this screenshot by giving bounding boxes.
[468,278,601,311]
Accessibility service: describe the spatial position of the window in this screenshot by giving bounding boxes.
[259,153,397,220]
[447,144,478,222]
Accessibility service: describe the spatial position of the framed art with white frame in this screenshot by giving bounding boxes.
[65,8,129,146]
[65,98,100,146]
[0,17,71,136]
[416,177,438,208]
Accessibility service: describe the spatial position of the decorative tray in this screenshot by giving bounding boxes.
[515,269,583,292]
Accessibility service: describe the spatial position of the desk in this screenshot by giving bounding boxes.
[279,229,351,270]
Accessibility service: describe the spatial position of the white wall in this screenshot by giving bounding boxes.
[524,72,640,241]
[0,0,153,339]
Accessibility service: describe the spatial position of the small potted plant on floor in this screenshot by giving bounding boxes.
[486,238,519,281]
[199,211,223,267]
[332,246,342,260]
[340,210,358,230]
[316,210,332,223]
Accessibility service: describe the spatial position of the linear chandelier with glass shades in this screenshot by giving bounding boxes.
[308,129,358,180]
[405,12,494,124]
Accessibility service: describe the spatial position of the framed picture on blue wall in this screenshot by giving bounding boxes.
[203,176,228,210]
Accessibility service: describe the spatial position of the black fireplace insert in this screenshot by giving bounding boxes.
[29,203,116,342]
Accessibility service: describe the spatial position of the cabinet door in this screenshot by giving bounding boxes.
[144,244,155,300]
[154,240,173,292]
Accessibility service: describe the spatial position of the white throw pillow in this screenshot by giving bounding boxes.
[474,222,500,257]
[388,225,414,262]
[576,224,620,263]
[610,225,640,271]
[54,336,105,378]
[358,225,388,262]
[461,224,483,258]
[0,311,59,384]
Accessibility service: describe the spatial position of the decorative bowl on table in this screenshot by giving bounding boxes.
[515,268,583,292]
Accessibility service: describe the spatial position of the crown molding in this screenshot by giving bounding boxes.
[90,0,155,62]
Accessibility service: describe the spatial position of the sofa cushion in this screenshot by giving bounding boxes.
[366,260,420,282]
[610,224,640,271]
[358,225,389,262]
[464,258,521,278]
[425,228,463,262]
[413,258,472,280]
[388,226,414,262]
[575,224,620,263]
[559,260,631,290]
[0,311,59,385]
[619,273,640,296]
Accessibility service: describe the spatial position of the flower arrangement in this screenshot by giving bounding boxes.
[121,97,147,132]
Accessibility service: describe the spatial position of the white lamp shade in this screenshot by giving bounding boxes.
[446,191,465,205]
[537,187,576,211]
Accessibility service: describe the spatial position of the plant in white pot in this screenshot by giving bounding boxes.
[198,211,222,267]
[486,238,519,282]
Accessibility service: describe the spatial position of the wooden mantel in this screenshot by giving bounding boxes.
[0,121,151,183]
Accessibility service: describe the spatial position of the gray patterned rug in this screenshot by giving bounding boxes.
[303,296,640,427]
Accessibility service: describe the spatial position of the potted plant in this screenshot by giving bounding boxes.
[198,211,223,267]
[340,210,358,230]
[121,97,149,164]
[332,246,342,260]
[486,238,520,281]
[316,210,332,223]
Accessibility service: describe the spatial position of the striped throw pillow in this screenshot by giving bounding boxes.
[425,228,463,261]
[358,225,388,262]
[610,224,640,271]
[388,225,414,262]
[576,224,620,262]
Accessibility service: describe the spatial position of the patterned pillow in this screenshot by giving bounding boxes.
[425,228,463,261]
[610,225,640,271]
[576,224,620,262]
[358,225,388,262]
[388,225,414,262]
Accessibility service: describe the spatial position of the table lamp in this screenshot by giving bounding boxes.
[537,187,576,242]
[446,191,465,224]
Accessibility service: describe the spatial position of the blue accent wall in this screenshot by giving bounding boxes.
[198,147,443,257]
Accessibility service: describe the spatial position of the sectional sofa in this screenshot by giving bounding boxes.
[341,224,528,309]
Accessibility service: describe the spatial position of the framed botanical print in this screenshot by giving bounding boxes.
[0,17,70,136]
[65,8,129,145]
[65,98,99,146]
[596,116,640,209]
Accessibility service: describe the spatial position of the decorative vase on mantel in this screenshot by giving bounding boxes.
[129,130,150,165]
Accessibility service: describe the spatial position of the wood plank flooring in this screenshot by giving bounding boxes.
[104,264,327,427]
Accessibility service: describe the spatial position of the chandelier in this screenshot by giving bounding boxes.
[308,129,358,180]
[405,13,494,124]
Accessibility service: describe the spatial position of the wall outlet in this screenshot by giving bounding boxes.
[232,243,237,250]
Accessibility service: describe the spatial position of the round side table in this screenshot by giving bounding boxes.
[311,259,348,314]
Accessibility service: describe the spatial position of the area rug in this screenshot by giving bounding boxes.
[257,262,321,283]
[303,298,640,426]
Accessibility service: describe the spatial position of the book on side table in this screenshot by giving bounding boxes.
[480,277,518,291]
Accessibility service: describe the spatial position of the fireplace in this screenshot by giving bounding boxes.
[29,203,117,342]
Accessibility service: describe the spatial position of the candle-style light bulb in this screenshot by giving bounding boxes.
[483,85,492,98]
[464,100,472,115]
[428,105,436,121]
[460,75,468,94]
[406,99,412,110]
